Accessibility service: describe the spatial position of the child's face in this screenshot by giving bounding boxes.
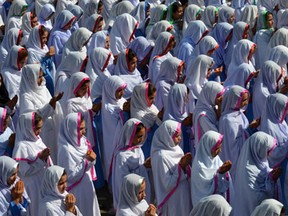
[132,127,146,146]
[40,31,49,46]
[34,119,43,136]
[266,14,274,29]
[242,27,249,39]
[228,14,235,24]
[31,16,39,28]
[7,167,18,186]
[57,174,67,194]
[75,82,90,98]
[115,88,125,99]
[79,120,86,137]
[148,91,156,106]
[95,20,104,32]
[240,92,249,108]
[105,36,110,50]
[38,69,44,86]
[172,6,183,20]
[173,130,181,145]
[128,57,138,72]
[137,180,146,202]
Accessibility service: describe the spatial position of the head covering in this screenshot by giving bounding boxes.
[218,6,235,23]
[0,156,18,188]
[127,36,153,62]
[26,25,49,58]
[7,0,27,20]
[130,2,149,23]
[86,47,112,99]
[66,4,83,21]
[239,5,258,39]
[156,57,183,83]
[190,194,232,216]
[0,107,8,134]
[147,20,173,44]
[85,14,103,33]
[149,31,174,61]
[191,131,228,205]
[234,131,276,215]
[107,1,135,28]
[110,13,138,55]
[38,4,55,31]
[185,54,214,99]
[268,28,288,49]
[163,83,188,122]
[253,61,283,119]
[201,5,217,30]
[131,82,159,129]
[182,20,208,44]
[40,165,67,201]
[2,45,24,71]
[148,4,167,26]
[21,12,36,38]
[117,173,148,215]
[268,45,288,71]
[251,199,284,216]
[51,10,75,31]
[182,4,202,32]
[193,81,224,143]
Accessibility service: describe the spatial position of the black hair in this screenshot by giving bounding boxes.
[172,2,182,14]
[148,83,156,97]
[34,112,43,125]
[127,49,137,62]
[136,122,145,133]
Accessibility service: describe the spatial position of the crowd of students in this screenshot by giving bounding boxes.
[0,0,288,215]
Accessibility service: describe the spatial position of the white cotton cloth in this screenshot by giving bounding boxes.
[182,4,202,33]
[251,199,284,216]
[147,20,172,45]
[38,4,55,31]
[268,45,288,73]
[201,6,217,31]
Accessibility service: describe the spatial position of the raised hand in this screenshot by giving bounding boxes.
[86,149,97,162]
[49,92,64,109]
[11,180,25,204]
[145,204,157,216]
[218,160,232,174]
[39,148,51,161]
[65,193,77,214]
[179,153,192,170]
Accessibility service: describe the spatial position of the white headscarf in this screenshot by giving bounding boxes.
[7,0,27,20]
[191,131,230,206]
[130,2,148,23]
[131,82,159,129]
[268,45,288,72]
[86,47,111,100]
[193,81,224,144]
[251,199,284,216]
[62,27,92,60]
[190,194,232,216]
[185,54,214,99]
[268,28,288,49]
[38,4,55,31]
[21,12,35,39]
[234,131,276,216]
[117,173,149,216]
[113,49,143,99]
[87,30,109,54]
[85,14,103,33]
[147,20,173,45]
[110,13,138,55]
[239,5,258,39]
[156,56,183,84]
[218,6,235,23]
[253,61,283,119]
[201,5,217,30]
[40,165,67,201]
[0,156,18,188]
[163,83,188,122]
[182,4,202,33]
[149,31,174,61]
[127,36,153,62]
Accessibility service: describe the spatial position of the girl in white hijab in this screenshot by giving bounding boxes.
[201,5,218,31]
[268,28,288,50]
[239,5,258,40]
[147,20,173,46]
[233,131,281,216]
[101,76,128,180]
[224,39,256,89]
[87,30,110,54]
[86,47,112,101]
[109,13,138,56]
[148,32,174,85]
[218,6,235,24]
[151,120,192,216]
[154,57,184,110]
[6,0,28,31]
[21,12,39,45]
[191,131,233,206]
[0,108,14,157]
[113,48,143,99]
[12,112,52,216]
[116,173,157,216]
[219,85,250,180]
[185,54,214,114]
[252,61,283,119]
[145,4,168,37]
[177,20,209,65]
[193,81,224,148]
[38,4,55,32]
[182,4,202,33]
[19,64,63,163]
[268,45,288,74]
[0,156,30,215]
[57,112,100,216]
[39,165,83,215]
[61,27,92,61]
[112,119,151,209]
[0,28,23,69]
[131,82,161,158]
[85,14,104,34]
[251,199,284,216]
[190,194,232,216]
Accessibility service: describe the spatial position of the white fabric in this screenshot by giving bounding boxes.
[253,61,282,119]
[233,132,276,216]
[116,173,149,216]
[218,6,235,23]
[57,113,100,216]
[113,49,143,99]
[112,119,151,209]
[101,76,127,179]
[189,194,232,216]
[155,57,183,110]
[239,5,258,39]
[86,47,112,100]
[251,199,284,216]
[12,112,52,216]
[85,14,103,33]
[268,45,288,72]
[219,85,249,179]
[131,82,160,129]
[38,4,55,31]
[110,13,138,55]
[87,30,109,54]
[146,4,167,37]
[182,4,202,33]
[268,28,288,49]
[201,5,217,31]
[151,120,192,216]
[193,81,224,146]
[21,12,35,45]
[127,36,153,62]
[147,20,172,45]
[191,131,231,206]
[163,83,188,122]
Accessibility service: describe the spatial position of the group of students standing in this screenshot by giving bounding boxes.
[0,0,288,215]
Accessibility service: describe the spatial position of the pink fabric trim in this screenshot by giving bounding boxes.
[126,49,130,72]
[77,113,81,146]
[172,123,181,140]
[242,24,249,38]
[127,122,141,147]
[116,84,127,92]
[197,114,206,142]
[15,151,41,164]
[145,82,152,107]
[280,101,288,123]
[73,77,90,97]
[244,72,255,89]
[102,52,112,71]
[267,138,277,156]
[211,134,223,153]
[235,89,249,110]
[158,164,182,213]
[216,88,225,98]
[129,21,139,42]
[213,174,218,193]
[92,16,102,32]
[67,159,89,191]
[160,36,174,57]
[196,30,209,45]
[17,29,23,45]
[225,173,230,203]
[0,108,7,133]
[186,166,191,178]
